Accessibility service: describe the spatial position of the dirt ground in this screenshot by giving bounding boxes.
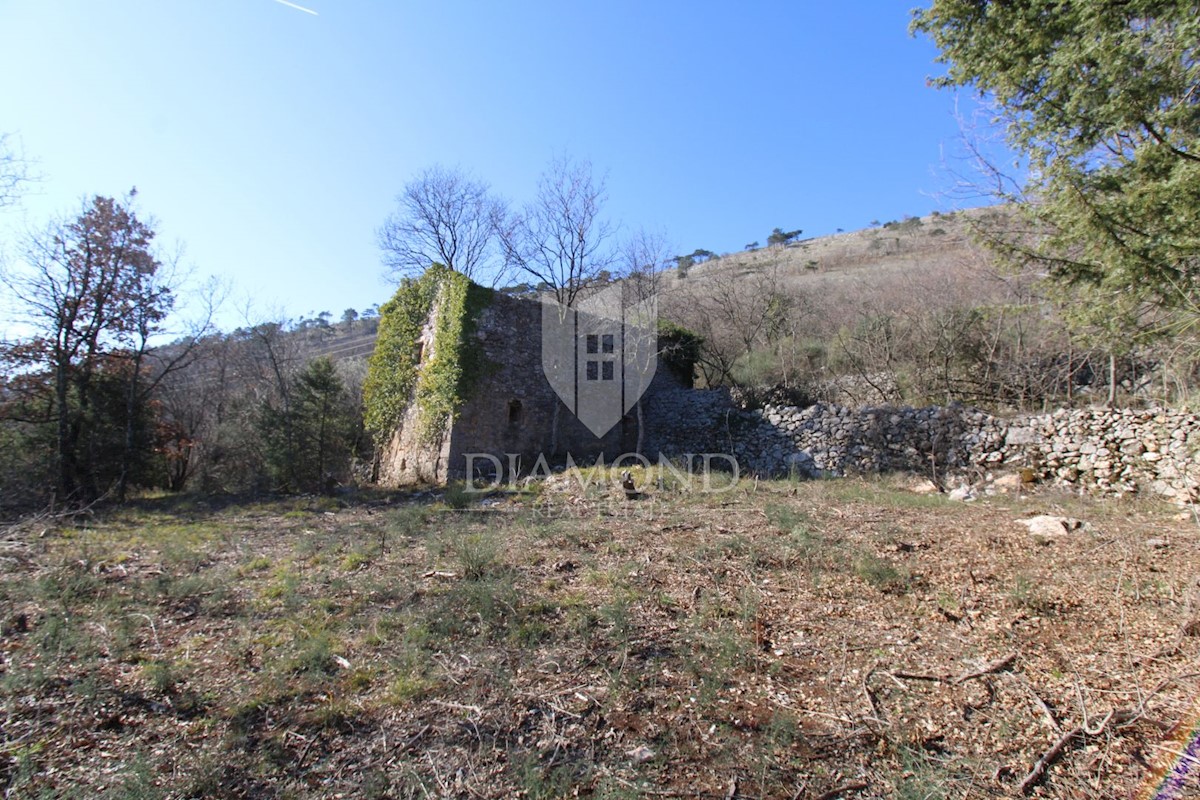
[1,473,1198,799]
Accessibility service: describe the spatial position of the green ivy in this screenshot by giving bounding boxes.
[363,265,493,446]
[657,319,703,386]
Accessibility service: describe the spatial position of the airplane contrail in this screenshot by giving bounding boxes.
[273,0,318,15]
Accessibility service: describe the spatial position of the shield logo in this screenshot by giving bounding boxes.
[541,284,658,438]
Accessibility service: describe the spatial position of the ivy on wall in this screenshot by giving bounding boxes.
[363,264,493,446]
[657,319,703,387]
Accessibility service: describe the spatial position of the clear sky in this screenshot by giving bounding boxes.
[0,1,1000,332]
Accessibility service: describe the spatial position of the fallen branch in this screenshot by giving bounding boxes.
[813,780,868,800]
[399,724,430,752]
[953,652,1017,684]
[883,652,1018,687]
[431,700,482,717]
[890,670,945,683]
[1019,709,1136,794]
[862,668,886,722]
[1019,677,1061,733]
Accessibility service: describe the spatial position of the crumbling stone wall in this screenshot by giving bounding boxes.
[647,393,1200,502]
[376,311,447,485]
[445,292,641,481]
[744,402,1006,477]
[641,386,740,456]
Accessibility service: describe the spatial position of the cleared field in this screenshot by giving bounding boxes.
[1,473,1196,798]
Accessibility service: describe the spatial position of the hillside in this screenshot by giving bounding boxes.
[653,205,1186,411]
[671,208,994,297]
[302,209,996,369]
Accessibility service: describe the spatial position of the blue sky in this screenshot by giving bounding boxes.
[0,1,1000,332]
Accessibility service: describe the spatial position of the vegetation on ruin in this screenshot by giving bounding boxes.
[363,264,494,447]
[655,319,703,386]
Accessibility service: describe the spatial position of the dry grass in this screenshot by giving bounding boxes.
[666,209,990,298]
[1,476,1197,798]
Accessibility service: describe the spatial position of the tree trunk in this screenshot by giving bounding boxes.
[117,351,143,502]
[1066,344,1073,406]
[1107,352,1117,407]
[635,399,645,456]
[54,357,77,501]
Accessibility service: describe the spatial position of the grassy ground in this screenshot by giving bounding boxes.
[1,473,1197,799]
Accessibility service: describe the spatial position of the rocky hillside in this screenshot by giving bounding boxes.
[667,207,996,298]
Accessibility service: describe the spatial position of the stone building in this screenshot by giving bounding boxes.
[376,282,690,486]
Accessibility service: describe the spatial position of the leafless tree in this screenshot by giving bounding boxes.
[0,133,29,209]
[153,305,305,493]
[621,227,674,305]
[496,156,615,307]
[614,228,675,452]
[378,165,504,285]
[668,259,793,387]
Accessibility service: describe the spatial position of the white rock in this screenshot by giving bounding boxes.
[908,478,940,495]
[948,486,976,502]
[991,473,1024,492]
[1016,515,1084,536]
[627,745,655,763]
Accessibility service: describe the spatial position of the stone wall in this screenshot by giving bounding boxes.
[446,292,633,481]
[646,391,1200,503]
[641,386,740,457]
[376,311,447,485]
[742,402,1006,478]
[1005,407,1200,501]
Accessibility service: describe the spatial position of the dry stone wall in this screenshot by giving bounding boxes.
[746,402,1006,478]
[646,393,1200,502]
[1005,407,1200,501]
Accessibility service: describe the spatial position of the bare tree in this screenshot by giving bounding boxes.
[378,165,503,285]
[154,307,302,494]
[668,260,792,387]
[0,133,29,209]
[621,227,674,305]
[616,228,675,452]
[496,156,615,307]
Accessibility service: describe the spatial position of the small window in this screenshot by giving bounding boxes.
[413,341,425,364]
[507,399,523,425]
[586,360,599,381]
[602,361,614,381]
[601,334,615,353]
[586,334,599,354]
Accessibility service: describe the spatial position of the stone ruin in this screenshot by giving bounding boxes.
[375,278,1199,502]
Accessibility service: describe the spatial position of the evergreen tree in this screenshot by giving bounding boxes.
[913,1,1200,307]
[261,357,356,493]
